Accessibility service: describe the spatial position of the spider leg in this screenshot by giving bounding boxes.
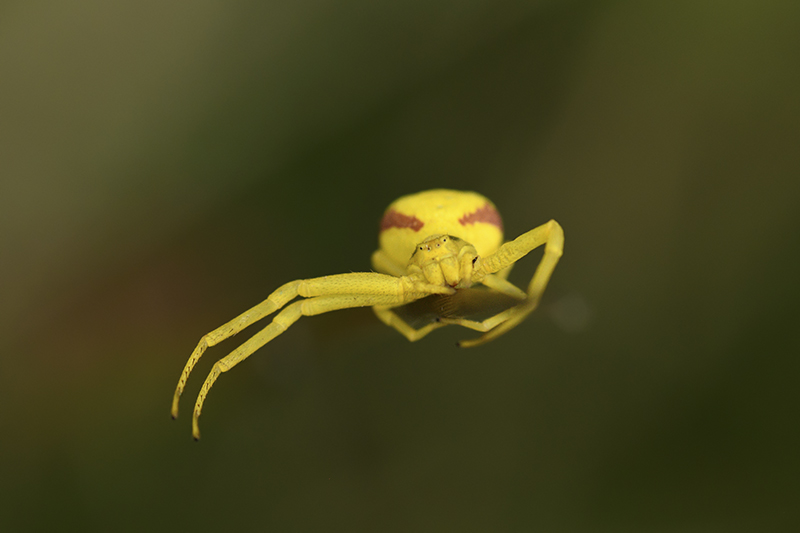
[437,314,510,333]
[480,273,527,300]
[182,273,454,439]
[189,293,384,439]
[495,263,514,281]
[171,288,291,419]
[173,272,451,420]
[372,306,449,341]
[459,220,564,348]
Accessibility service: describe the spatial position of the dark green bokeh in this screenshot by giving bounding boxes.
[2,1,798,531]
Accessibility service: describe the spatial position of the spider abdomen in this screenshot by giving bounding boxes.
[378,189,504,268]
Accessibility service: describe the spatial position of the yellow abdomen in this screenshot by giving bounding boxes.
[378,189,504,267]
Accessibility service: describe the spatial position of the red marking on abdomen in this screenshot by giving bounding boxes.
[380,209,424,232]
[459,203,503,231]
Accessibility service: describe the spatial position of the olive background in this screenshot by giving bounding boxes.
[2,2,798,531]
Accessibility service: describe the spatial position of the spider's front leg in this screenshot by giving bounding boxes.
[171,279,307,419]
[459,219,564,348]
[175,272,452,439]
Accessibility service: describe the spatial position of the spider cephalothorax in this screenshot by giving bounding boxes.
[172,189,563,439]
[406,235,478,288]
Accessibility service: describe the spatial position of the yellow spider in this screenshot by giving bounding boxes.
[172,189,563,439]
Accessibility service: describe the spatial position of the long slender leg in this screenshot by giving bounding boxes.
[436,313,510,333]
[460,220,564,348]
[173,272,451,419]
[495,264,514,281]
[191,292,426,439]
[478,220,564,277]
[480,274,527,300]
[171,280,301,418]
[372,306,449,342]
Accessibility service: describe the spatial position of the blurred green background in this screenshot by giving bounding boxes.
[2,1,798,531]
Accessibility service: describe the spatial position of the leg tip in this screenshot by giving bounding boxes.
[457,338,481,349]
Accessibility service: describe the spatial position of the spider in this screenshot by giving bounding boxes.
[172,189,563,439]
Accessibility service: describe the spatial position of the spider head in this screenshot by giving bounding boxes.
[408,235,478,288]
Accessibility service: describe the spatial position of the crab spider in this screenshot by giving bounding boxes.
[172,189,563,439]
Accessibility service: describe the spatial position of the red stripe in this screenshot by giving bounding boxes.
[380,209,424,232]
[458,203,503,232]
